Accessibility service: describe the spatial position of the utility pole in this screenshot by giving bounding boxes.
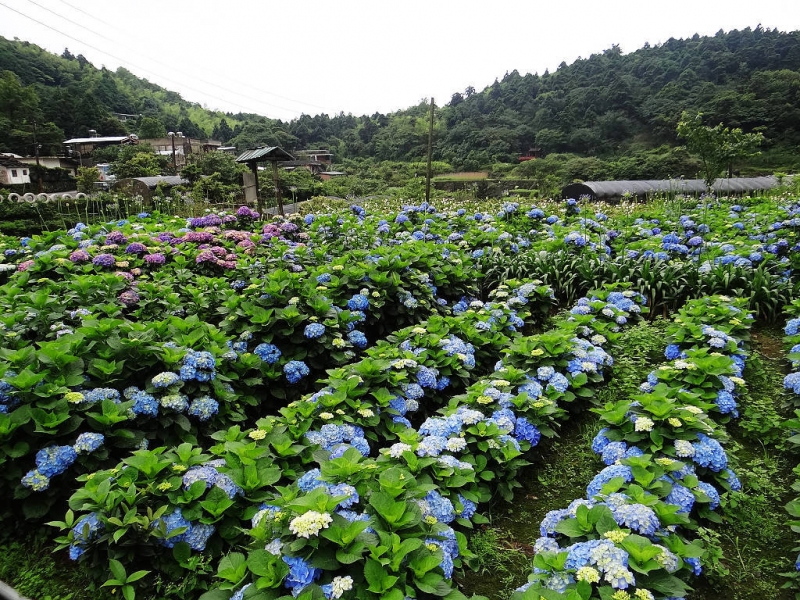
[425,97,434,204]
[33,120,43,192]
[272,161,285,217]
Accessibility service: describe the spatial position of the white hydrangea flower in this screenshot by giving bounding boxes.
[289,511,333,538]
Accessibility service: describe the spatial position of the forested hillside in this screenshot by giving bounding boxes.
[1,26,799,176]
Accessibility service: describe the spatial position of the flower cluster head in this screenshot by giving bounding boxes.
[305,424,370,457]
[284,360,310,384]
[21,469,50,491]
[612,503,660,536]
[347,294,369,311]
[125,242,147,254]
[182,462,242,499]
[254,343,282,364]
[73,432,104,454]
[347,330,367,349]
[69,249,90,263]
[587,465,634,499]
[151,508,215,550]
[188,395,219,421]
[92,253,116,267]
[416,490,456,524]
[236,205,260,220]
[83,387,121,404]
[304,322,326,339]
[69,512,104,560]
[321,576,354,599]
[180,350,216,382]
[691,433,728,471]
[415,365,438,389]
[289,510,333,538]
[282,555,321,595]
[35,445,78,477]
[152,371,181,389]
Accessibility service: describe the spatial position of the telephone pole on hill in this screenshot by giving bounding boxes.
[425,97,434,204]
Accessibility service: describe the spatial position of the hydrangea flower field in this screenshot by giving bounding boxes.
[1,193,800,600]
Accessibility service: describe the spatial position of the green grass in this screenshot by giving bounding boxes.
[0,529,112,600]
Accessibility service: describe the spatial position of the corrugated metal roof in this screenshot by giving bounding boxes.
[235,146,294,163]
[128,176,188,188]
[562,176,791,199]
[63,136,132,144]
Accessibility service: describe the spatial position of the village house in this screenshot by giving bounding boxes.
[63,135,137,166]
[0,154,32,185]
[137,136,223,169]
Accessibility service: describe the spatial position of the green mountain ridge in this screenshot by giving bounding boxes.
[1,27,799,177]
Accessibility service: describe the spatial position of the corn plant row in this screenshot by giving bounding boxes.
[514,295,754,600]
[51,287,645,600]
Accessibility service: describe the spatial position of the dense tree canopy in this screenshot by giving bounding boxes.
[0,27,798,181]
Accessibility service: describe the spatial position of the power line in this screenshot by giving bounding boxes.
[18,0,305,116]
[47,0,328,112]
[0,0,304,117]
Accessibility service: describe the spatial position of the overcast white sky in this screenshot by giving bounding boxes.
[0,0,799,122]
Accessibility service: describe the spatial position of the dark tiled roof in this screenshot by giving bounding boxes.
[0,156,27,169]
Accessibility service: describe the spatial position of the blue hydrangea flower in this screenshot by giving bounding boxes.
[612,503,660,536]
[419,490,455,523]
[591,428,612,453]
[131,390,159,417]
[254,343,282,364]
[715,390,738,416]
[347,330,367,349]
[184,522,215,551]
[187,396,219,421]
[347,294,369,311]
[69,512,104,560]
[152,508,191,548]
[601,441,628,465]
[586,465,633,499]
[284,360,310,384]
[458,494,477,519]
[692,434,728,471]
[548,372,569,393]
[696,481,721,510]
[73,432,105,454]
[416,366,438,389]
[21,469,50,491]
[665,482,695,513]
[513,417,541,446]
[35,445,78,477]
[304,323,326,339]
[152,371,181,389]
[282,555,321,594]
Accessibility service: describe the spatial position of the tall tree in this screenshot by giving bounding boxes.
[676,111,764,188]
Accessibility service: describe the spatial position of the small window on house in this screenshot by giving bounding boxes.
[23,170,28,176]
[11,169,17,177]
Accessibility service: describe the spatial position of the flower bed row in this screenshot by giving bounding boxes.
[53,286,647,600]
[780,300,800,590]
[0,270,557,522]
[513,295,754,600]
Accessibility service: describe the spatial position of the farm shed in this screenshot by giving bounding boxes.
[113,175,188,201]
[561,176,790,200]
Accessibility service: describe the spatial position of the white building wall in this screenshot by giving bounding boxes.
[0,165,31,185]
